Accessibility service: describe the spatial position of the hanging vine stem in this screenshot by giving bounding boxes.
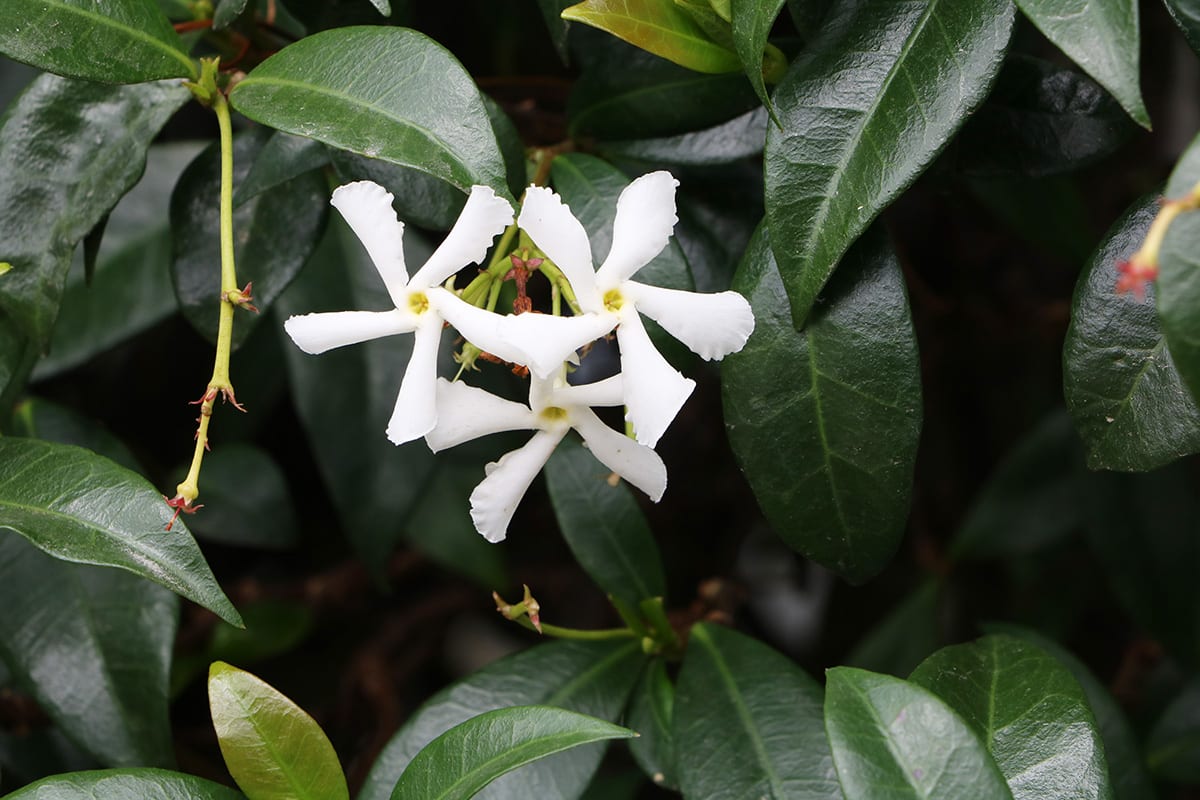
[167,58,257,529]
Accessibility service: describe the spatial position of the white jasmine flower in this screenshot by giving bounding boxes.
[283,180,518,445]
[508,172,755,447]
[425,375,667,543]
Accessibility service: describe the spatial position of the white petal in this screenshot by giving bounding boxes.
[330,181,409,305]
[552,374,625,409]
[469,429,567,542]
[628,282,755,360]
[500,312,617,379]
[595,172,679,287]
[571,409,667,502]
[409,186,514,289]
[429,289,529,367]
[617,312,695,448]
[283,310,414,355]
[425,377,535,453]
[385,314,444,445]
[517,186,603,313]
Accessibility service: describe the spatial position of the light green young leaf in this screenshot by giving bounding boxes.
[209,661,349,800]
[3,768,247,799]
[0,437,243,627]
[562,0,741,73]
[764,0,1014,326]
[390,706,635,800]
[1013,0,1148,128]
[229,27,510,199]
[0,0,195,83]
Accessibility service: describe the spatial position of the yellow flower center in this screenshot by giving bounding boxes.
[539,406,569,423]
[603,288,624,312]
[408,291,430,315]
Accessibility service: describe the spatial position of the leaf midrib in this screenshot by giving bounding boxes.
[21,0,195,76]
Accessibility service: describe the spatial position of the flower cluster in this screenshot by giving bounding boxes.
[283,172,755,542]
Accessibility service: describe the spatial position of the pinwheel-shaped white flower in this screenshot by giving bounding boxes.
[507,172,755,447]
[284,181,523,445]
[425,375,667,542]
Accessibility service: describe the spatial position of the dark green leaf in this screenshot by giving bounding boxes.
[597,107,768,166]
[0,0,194,83]
[12,396,139,471]
[1163,0,1200,58]
[764,0,1014,326]
[33,142,201,380]
[824,667,1013,799]
[950,411,1087,560]
[234,131,331,206]
[0,437,242,627]
[722,224,921,582]
[390,706,634,800]
[562,0,740,73]
[213,0,251,29]
[1157,133,1200,405]
[329,150,466,232]
[545,437,667,608]
[0,532,177,767]
[626,659,677,790]
[171,129,328,349]
[274,220,436,572]
[845,581,941,677]
[910,635,1112,800]
[984,624,1156,800]
[402,462,508,588]
[0,75,188,349]
[1013,0,1148,128]
[1083,461,1200,667]
[82,215,107,288]
[360,640,643,800]
[1147,678,1200,782]
[482,95,529,202]
[209,661,348,800]
[730,0,785,119]
[1063,194,1200,470]
[551,153,693,291]
[3,768,246,799]
[945,55,1134,178]
[568,40,759,139]
[368,0,392,17]
[674,622,840,799]
[536,0,574,62]
[229,27,511,198]
[181,444,300,550]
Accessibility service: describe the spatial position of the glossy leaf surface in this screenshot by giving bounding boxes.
[3,768,246,799]
[213,0,250,29]
[626,659,677,790]
[546,437,667,608]
[360,640,643,800]
[674,622,840,799]
[910,635,1112,800]
[209,662,348,800]
[235,132,331,206]
[0,75,188,349]
[0,532,177,768]
[1013,0,1148,127]
[0,437,242,627]
[722,224,921,582]
[12,396,139,471]
[229,26,510,198]
[562,0,740,73]
[0,0,194,83]
[730,0,785,118]
[764,0,1014,325]
[172,130,328,348]
[1063,194,1200,470]
[390,706,634,800]
[824,667,1013,800]
[598,107,768,166]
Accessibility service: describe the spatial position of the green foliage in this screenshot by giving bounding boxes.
[561,0,741,73]
[2,768,246,799]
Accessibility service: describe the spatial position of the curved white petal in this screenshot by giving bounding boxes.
[552,374,625,409]
[517,186,603,313]
[571,410,667,502]
[385,314,444,445]
[429,289,529,367]
[595,171,679,287]
[410,186,514,289]
[425,378,536,453]
[330,181,409,305]
[500,311,617,379]
[283,310,414,355]
[628,282,755,361]
[617,312,695,448]
[469,429,567,543]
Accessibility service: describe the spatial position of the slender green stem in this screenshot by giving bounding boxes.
[485,223,519,279]
[512,617,637,640]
